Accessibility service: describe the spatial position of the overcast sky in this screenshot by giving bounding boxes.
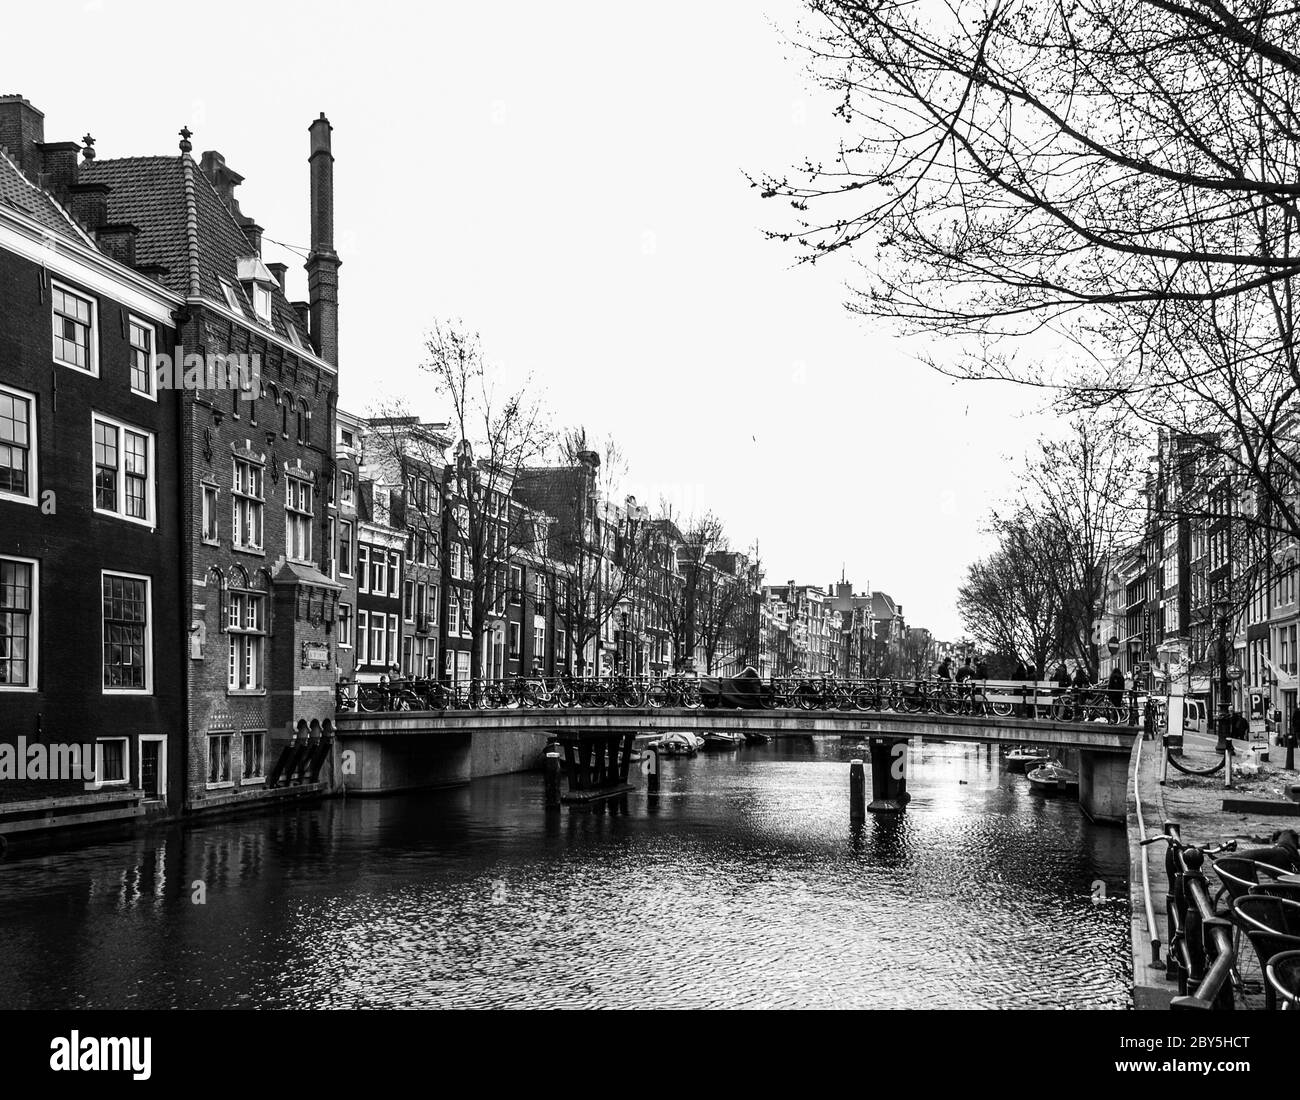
[9,0,1056,639]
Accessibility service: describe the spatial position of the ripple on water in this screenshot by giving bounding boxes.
[0,741,1130,1009]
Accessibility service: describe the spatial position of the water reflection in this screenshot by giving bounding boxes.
[0,739,1129,1009]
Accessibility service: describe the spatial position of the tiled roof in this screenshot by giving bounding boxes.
[0,146,92,245]
[80,155,311,347]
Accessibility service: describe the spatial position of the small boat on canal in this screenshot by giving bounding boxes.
[646,732,699,757]
[702,731,744,751]
[1006,746,1052,770]
[1026,761,1079,793]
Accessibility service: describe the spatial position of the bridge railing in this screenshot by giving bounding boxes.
[336,674,1141,726]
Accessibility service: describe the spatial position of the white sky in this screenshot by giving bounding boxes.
[9,0,1057,639]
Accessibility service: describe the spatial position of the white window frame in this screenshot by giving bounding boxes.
[226,588,266,694]
[339,520,354,577]
[127,315,157,400]
[101,570,153,695]
[241,729,266,785]
[232,458,265,552]
[206,732,234,789]
[94,736,129,787]
[91,413,156,529]
[358,544,370,594]
[357,609,369,664]
[339,602,353,649]
[219,278,242,315]
[285,476,314,564]
[0,554,39,692]
[0,381,38,508]
[51,279,98,376]
[201,483,220,544]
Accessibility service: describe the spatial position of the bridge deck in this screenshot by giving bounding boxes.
[334,707,1138,753]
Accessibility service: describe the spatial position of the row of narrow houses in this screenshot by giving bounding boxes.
[0,94,937,840]
[1098,427,1300,745]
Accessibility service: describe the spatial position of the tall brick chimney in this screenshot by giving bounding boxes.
[305,113,340,366]
[0,95,44,180]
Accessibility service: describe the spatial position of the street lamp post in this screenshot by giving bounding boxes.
[1214,598,1234,786]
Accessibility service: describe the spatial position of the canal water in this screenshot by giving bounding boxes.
[0,739,1130,1009]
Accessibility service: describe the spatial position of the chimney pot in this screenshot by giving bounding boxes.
[267,262,288,292]
[67,181,110,232]
[95,222,139,267]
[0,95,45,180]
[34,139,80,196]
[306,113,339,365]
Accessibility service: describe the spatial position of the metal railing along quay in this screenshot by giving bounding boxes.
[1142,825,1240,1010]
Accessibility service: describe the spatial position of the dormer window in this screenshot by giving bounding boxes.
[236,257,278,327]
[252,282,273,325]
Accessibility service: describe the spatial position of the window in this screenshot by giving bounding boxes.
[286,478,313,563]
[357,610,369,664]
[327,516,336,577]
[339,603,353,648]
[534,573,547,605]
[404,580,415,622]
[201,485,220,543]
[509,621,521,658]
[387,614,398,669]
[510,565,522,605]
[370,547,386,596]
[96,738,127,785]
[450,542,462,580]
[358,545,371,593]
[242,731,265,782]
[533,622,546,662]
[341,471,355,507]
[370,613,386,666]
[207,733,232,786]
[427,586,439,632]
[227,589,266,692]
[102,572,151,692]
[128,317,155,398]
[447,590,460,636]
[219,278,242,314]
[0,384,36,506]
[296,400,310,444]
[0,557,37,689]
[52,282,96,374]
[388,551,400,596]
[92,415,154,525]
[252,283,273,325]
[232,459,264,550]
[339,521,353,576]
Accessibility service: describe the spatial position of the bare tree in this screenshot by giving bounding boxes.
[760,0,1300,545]
[417,319,550,683]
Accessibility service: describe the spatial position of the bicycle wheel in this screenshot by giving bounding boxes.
[989,695,1014,718]
[1052,698,1075,722]
[357,686,382,713]
[683,682,702,709]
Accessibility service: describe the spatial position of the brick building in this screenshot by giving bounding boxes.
[77,113,343,813]
[0,96,186,819]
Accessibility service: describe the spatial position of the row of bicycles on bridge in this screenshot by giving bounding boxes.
[337,673,1135,723]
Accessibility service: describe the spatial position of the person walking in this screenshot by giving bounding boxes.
[1053,662,1070,689]
[975,656,989,680]
[1013,658,1027,681]
[936,656,952,681]
[1107,665,1126,710]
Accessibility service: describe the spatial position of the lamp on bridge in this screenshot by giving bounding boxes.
[1213,596,1232,756]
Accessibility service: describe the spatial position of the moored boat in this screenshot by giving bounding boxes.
[1026,761,1079,793]
[645,732,698,757]
[1006,746,1052,770]
[701,731,744,751]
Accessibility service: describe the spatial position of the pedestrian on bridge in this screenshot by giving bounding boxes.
[937,657,952,681]
[1013,659,1027,681]
[1107,666,1125,710]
